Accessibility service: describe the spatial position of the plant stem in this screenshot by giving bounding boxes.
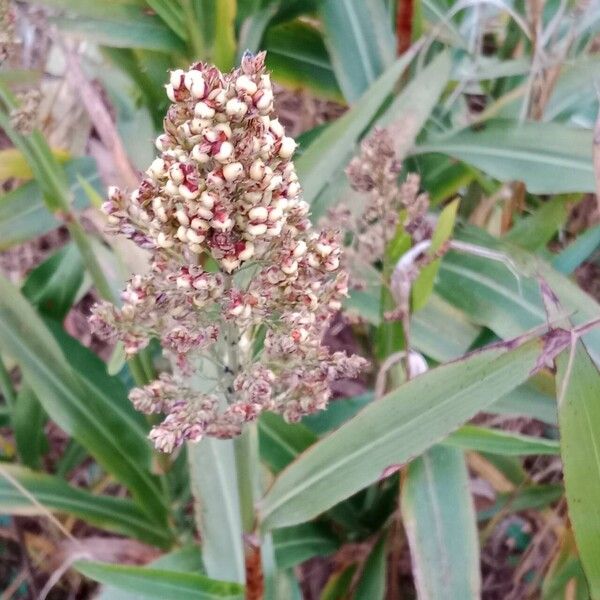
[234,423,258,534]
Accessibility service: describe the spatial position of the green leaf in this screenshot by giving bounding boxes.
[51,12,186,52]
[319,0,395,102]
[415,121,595,195]
[258,338,543,529]
[273,523,338,569]
[409,153,476,205]
[491,383,558,426]
[308,49,451,220]
[375,50,452,159]
[354,534,387,599]
[296,45,419,212]
[97,546,206,600]
[145,0,187,40]
[436,227,600,366]
[213,0,237,70]
[21,243,85,320]
[478,484,564,522]
[557,339,600,595]
[411,294,481,361]
[302,393,373,435]
[263,21,342,103]
[188,439,245,584]
[320,565,356,600]
[0,464,171,547]
[259,412,317,473]
[30,0,146,19]
[402,446,481,599]
[504,198,572,252]
[552,224,600,275]
[412,198,459,310]
[13,386,47,469]
[75,561,245,599]
[0,274,167,525]
[0,157,99,250]
[444,425,560,456]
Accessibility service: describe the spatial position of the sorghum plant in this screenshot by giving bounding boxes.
[90,52,367,454]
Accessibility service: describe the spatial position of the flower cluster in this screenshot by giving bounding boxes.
[91,53,367,452]
[325,128,431,272]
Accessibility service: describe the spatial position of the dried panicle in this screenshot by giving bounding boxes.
[9,89,41,135]
[0,0,15,64]
[90,53,367,452]
[323,128,432,292]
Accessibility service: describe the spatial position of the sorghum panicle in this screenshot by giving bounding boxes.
[90,52,367,453]
[328,128,431,271]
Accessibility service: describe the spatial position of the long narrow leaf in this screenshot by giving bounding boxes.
[258,338,543,529]
[0,274,167,524]
[75,561,244,600]
[0,465,171,547]
[557,340,600,595]
[415,121,595,195]
[319,0,395,102]
[402,446,480,599]
[296,45,419,209]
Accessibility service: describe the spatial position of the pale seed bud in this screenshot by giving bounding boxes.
[200,191,215,209]
[214,141,234,162]
[191,217,210,231]
[279,137,296,159]
[269,119,284,138]
[165,84,176,103]
[214,123,232,138]
[246,222,268,236]
[316,242,333,257]
[157,232,174,248]
[164,180,179,197]
[249,159,265,181]
[170,69,185,88]
[281,260,298,275]
[222,257,240,272]
[223,162,243,182]
[226,98,248,119]
[267,174,283,191]
[191,145,210,164]
[255,89,273,112]
[293,240,307,258]
[268,207,283,222]
[238,241,255,261]
[186,229,205,244]
[248,206,268,222]
[235,75,258,95]
[196,206,214,221]
[212,216,234,231]
[148,158,166,178]
[244,191,263,203]
[287,181,301,198]
[176,226,188,241]
[179,184,199,200]
[184,70,206,99]
[169,164,184,185]
[176,209,190,226]
[194,102,215,119]
[177,275,191,289]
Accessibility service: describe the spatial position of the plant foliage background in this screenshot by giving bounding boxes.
[1,0,600,598]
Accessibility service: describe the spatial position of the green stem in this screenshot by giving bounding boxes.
[234,424,258,534]
[0,357,17,413]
